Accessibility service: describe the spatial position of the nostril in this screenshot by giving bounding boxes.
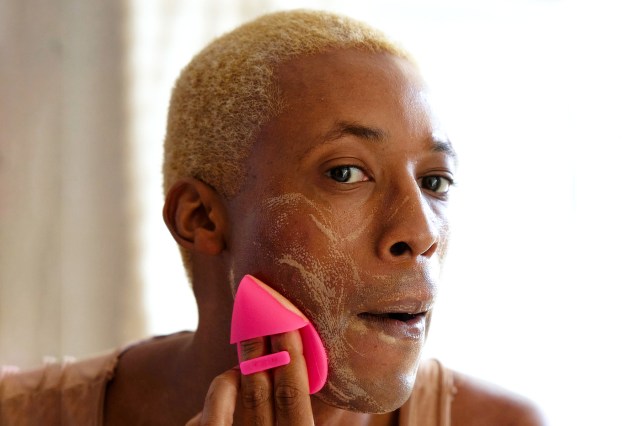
[389,242,411,257]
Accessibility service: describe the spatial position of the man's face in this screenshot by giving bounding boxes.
[225,49,456,412]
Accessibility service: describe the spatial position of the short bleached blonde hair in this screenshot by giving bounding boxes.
[163,9,409,199]
[163,10,410,280]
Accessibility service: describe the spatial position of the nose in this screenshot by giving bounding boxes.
[376,184,440,262]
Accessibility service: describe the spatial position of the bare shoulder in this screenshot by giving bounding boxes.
[450,370,547,426]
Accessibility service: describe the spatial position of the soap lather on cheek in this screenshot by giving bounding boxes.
[258,193,376,406]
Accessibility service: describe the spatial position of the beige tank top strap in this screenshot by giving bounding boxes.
[396,358,457,426]
[433,359,457,426]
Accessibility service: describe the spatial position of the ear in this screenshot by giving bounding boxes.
[163,178,228,255]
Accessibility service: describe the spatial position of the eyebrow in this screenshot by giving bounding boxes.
[324,121,387,142]
[323,120,458,161]
[431,138,458,161]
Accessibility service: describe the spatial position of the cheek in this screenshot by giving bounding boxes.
[245,194,423,411]
[250,194,360,323]
[251,195,365,341]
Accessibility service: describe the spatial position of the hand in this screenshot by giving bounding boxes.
[186,330,314,425]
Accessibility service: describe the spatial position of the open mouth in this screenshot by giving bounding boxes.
[358,312,425,322]
[357,311,427,339]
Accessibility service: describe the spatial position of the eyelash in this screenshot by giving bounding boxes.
[326,165,455,196]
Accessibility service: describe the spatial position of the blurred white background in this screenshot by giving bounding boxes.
[2,1,639,425]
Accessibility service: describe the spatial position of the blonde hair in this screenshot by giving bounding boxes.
[163,9,409,197]
[162,9,409,278]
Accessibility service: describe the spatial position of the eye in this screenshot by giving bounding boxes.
[421,175,453,194]
[326,166,369,184]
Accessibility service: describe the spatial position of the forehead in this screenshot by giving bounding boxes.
[261,49,442,148]
[275,48,426,111]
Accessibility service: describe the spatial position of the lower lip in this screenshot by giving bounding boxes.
[357,313,426,340]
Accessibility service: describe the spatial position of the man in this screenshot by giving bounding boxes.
[0,10,545,425]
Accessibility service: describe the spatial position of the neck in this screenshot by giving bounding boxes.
[310,398,398,426]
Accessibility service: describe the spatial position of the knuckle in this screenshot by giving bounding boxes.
[239,339,264,358]
[274,381,303,409]
[241,383,271,409]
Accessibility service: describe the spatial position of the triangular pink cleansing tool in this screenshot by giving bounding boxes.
[230,275,328,394]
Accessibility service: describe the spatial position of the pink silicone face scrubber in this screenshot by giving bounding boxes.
[230,275,328,394]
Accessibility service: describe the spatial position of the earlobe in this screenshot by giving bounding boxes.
[163,178,228,255]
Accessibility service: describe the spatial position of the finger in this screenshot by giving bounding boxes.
[271,330,314,424]
[185,412,202,426]
[195,368,240,426]
[236,336,274,425]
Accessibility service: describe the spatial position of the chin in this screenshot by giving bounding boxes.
[313,364,418,413]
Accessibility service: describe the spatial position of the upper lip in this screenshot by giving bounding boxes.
[355,269,437,316]
[359,297,433,316]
